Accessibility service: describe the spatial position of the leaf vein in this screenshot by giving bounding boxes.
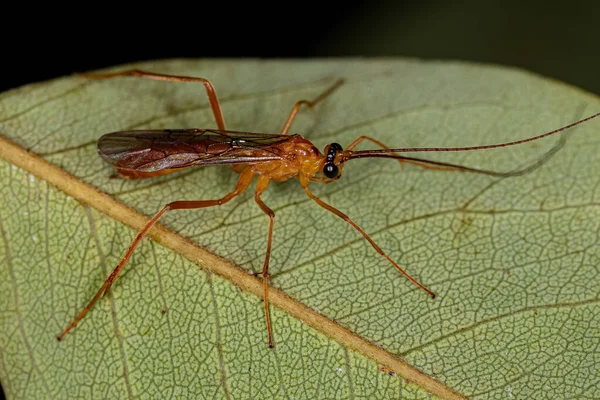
[84,207,134,400]
[0,213,52,398]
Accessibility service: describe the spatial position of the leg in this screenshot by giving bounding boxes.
[57,168,255,341]
[301,182,436,299]
[280,79,345,135]
[346,136,456,172]
[81,69,227,130]
[253,175,276,347]
[346,135,398,151]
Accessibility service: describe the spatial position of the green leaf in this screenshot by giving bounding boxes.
[1,59,599,399]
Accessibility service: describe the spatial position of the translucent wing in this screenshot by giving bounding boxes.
[98,129,289,177]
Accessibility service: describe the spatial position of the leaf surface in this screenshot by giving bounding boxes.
[1,59,599,399]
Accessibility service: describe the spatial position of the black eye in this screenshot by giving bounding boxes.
[330,143,343,152]
[323,163,339,178]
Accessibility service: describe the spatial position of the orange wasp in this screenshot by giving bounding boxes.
[57,69,600,347]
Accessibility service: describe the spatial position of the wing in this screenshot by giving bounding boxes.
[98,129,289,176]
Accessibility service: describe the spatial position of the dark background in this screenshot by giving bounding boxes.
[0,0,598,398]
[1,0,599,95]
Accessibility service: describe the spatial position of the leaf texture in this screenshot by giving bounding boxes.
[1,59,599,399]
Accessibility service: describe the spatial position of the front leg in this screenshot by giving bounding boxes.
[301,181,435,299]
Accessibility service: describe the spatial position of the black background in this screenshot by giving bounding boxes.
[1,0,599,94]
[0,0,598,398]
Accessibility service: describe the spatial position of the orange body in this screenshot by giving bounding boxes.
[230,134,324,182]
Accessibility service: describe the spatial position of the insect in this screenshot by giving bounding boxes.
[57,69,600,347]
